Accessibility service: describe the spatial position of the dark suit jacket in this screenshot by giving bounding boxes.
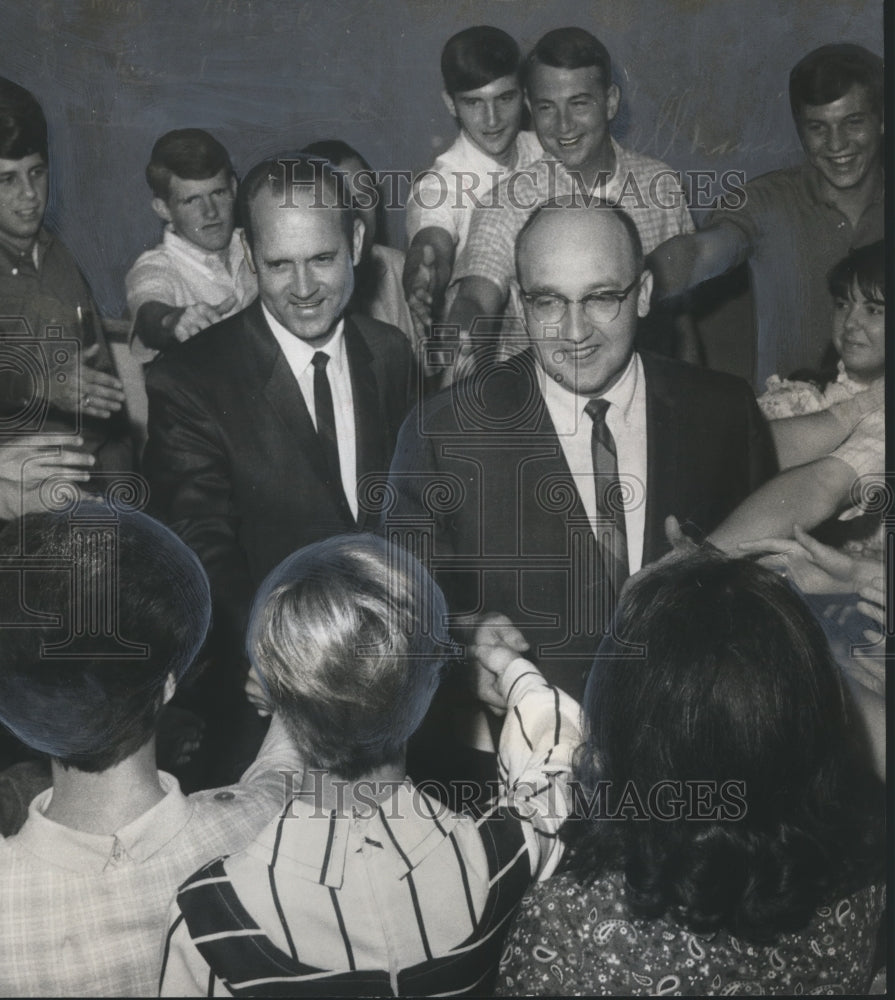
[143,301,415,654]
[386,351,776,701]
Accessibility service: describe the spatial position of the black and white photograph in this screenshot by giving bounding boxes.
[0,1,888,995]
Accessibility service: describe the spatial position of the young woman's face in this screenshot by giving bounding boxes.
[832,278,885,382]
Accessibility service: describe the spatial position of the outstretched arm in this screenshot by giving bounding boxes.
[709,455,857,553]
[647,220,750,301]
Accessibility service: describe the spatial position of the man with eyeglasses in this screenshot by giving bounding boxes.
[386,202,775,788]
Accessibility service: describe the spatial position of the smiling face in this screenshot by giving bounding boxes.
[517,206,651,396]
[831,279,885,383]
[0,153,48,251]
[153,167,237,253]
[247,185,363,346]
[443,74,525,165]
[527,63,618,175]
[795,84,883,196]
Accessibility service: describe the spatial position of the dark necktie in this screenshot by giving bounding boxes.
[311,351,348,508]
[584,397,629,603]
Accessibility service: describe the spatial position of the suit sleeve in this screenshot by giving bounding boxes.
[741,378,779,493]
[143,360,255,655]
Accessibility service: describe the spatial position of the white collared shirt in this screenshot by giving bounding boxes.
[540,351,648,573]
[262,305,358,519]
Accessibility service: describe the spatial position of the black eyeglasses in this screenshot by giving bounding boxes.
[520,276,641,325]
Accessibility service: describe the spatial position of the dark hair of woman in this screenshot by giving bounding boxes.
[564,551,884,943]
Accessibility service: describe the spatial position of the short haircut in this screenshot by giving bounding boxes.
[515,199,644,282]
[238,154,354,251]
[247,534,454,780]
[569,551,884,941]
[0,77,47,162]
[0,504,211,773]
[789,43,884,119]
[828,239,885,305]
[441,25,521,96]
[522,27,612,92]
[145,128,234,200]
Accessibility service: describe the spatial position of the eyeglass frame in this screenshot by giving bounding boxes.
[519,275,642,326]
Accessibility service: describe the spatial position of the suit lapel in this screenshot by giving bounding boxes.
[641,354,679,561]
[345,319,385,527]
[252,304,353,517]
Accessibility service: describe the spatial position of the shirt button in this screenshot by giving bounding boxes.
[10,268,17,276]
[215,790,235,801]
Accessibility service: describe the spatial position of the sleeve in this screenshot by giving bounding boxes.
[143,361,255,657]
[495,658,582,879]
[125,251,181,315]
[451,178,531,296]
[829,409,884,483]
[406,169,460,245]
[158,908,217,996]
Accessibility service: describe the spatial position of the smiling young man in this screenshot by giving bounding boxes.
[437,27,694,362]
[0,77,131,477]
[648,44,884,387]
[125,129,257,362]
[403,26,541,333]
[144,155,414,785]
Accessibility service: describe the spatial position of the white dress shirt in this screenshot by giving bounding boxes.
[262,305,358,519]
[540,351,648,573]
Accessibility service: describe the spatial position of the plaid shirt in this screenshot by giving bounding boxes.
[0,720,299,997]
[452,140,694,299]
[159,660,581,996]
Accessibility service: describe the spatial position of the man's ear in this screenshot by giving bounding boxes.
[240,229,256,274]
[228,173,237,198]
[351,217,365,266]
[636,268,654,319]
[441,90,458,120]
[605,83,621,123]
[162,672,176,706]
[152,196,173,225]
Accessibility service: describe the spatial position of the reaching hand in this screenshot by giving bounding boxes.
[173,295,238,343]
[55,343,126,419]
[406,244,436,341]
[466,612,530,713]
[738,524,877,595]
[0,433,94,519]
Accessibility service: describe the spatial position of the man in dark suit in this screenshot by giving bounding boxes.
[386,199,776,737]
[144,156,415,783]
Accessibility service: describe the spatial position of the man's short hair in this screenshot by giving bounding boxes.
[441,25,521,96]
[789,44,884,119]
[145,128,234,200]
[0,503,211,773]
[0,77,48,162]
[247,534,454,780]
[515,199,644,282]
[238,154,354,252]
[522,27,613,92]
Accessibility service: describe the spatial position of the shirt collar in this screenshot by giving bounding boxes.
[262,301,346,376]
[161,224,241,269]
[541,349,641,433]
[0,227,49,269]
[12,772,193,875]
[246,780,460,889]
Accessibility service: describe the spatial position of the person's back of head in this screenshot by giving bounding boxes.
[0,76,47,163]
[521,26,612,92]
[0,501,211,772]
[789,43,883,119]
[247,533,453,780]
[441,25,521,96]
[145,127,233,201]
[571,551,883,941]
